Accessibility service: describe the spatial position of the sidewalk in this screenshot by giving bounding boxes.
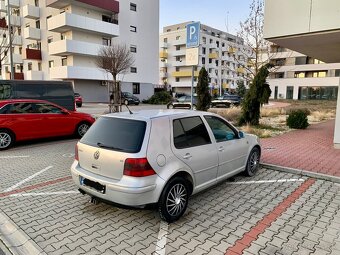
[261,119,340,178]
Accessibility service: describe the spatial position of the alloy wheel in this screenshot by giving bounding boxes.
[0,132,11,149]
[166,183,187,217]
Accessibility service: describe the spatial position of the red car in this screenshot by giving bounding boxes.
[75,92,83,107]
[0,99,95,150]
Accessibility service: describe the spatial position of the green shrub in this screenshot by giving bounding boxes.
[286,109,309,129]
[143,91,172,105]
[286,108,311,116]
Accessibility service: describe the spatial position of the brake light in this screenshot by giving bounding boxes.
[124,158,156,177]
[75,144,79,161]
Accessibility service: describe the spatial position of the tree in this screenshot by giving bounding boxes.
[0,22,18,77]
[239,63,273,125]
[196,67,211,111]
[96,44,134,112]
[236,80,246,98]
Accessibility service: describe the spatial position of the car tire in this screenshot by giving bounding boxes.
[135,102,139,106]
[244,147,260,177]
[158,177,189,223]
[167,104,174,109]
[192,104,197,110]
[76,122,91,138]
[0,129,15,150]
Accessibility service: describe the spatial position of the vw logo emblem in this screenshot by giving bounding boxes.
[94,150,100,160]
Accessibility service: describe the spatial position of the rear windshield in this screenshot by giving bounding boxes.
[80,117,147,153]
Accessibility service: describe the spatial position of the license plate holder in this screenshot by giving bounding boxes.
[79,176,106,194]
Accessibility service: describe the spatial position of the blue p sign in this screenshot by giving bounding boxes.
[186,22,200,48]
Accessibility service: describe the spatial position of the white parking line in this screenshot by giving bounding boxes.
[3,166,53,192]
[155,221,169,255]
[10,191,78,197]
[227,178,305,185]
[0,156,30,159]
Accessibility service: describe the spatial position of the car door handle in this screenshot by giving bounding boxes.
[183,153,192,159]
[218,146,225,152]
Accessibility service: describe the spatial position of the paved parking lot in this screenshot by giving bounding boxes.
[1,139,340,255]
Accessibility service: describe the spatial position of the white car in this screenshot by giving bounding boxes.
[71,110,261,222]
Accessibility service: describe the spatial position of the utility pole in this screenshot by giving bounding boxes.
[6,0,14,79]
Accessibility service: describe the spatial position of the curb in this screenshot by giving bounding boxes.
[0,211,46,255]
[261,163,340,184]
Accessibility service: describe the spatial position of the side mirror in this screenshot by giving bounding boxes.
[238,131,244,139]
[61,110,69,115]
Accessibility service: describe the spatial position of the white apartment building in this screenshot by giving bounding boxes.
[0,0,159,102]
[267,44,339,100]
[263,0,340,147]
[160,22,251,96]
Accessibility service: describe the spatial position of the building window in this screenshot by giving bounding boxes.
[176,77,180,82]
[202,37,206,44]
[130,3,137,11]
[295,57,307,65]
[176,36,181,40]
[130,67,137,73]
[35,0,39,7]
[130,26,137,32]
[202,57,205,65]
[163,38,167,43]
[17,27,21,35]
[102,38,111,46]
[286,86,294,99]
[47,36,53,43]
[19,47,22,54]
[175,67,180,71]
[312,71,327,78]
[62,57,67,66]
[132,83,140,94]
[61,33,66,40]
[28,62,32,71]
[294,72,305,78]
[38,63,42,71]
[130,45,137,53]
[202,47,206,54]
[175,56,181,61]
[36,20,40,29]
[48,60,54,68]
[335,69,340,77]
[176,45,180,51]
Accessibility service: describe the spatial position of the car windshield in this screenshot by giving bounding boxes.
[80,117,147,153]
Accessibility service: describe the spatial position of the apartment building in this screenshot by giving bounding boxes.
[159,22,251,96]
[0,0,159,102]
[268,44,339,100]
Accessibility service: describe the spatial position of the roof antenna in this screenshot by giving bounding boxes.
[124,103,133,114]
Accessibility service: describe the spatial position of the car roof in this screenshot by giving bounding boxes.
[101,109,215,121]
[0,99,62,107]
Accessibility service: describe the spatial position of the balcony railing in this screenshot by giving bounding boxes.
[5,72,24,80]
[49,39,105,56]
[23,5,40,19]
[159,51,168,58]
[24,27,41,40]
[47,12,119,37]
[172,71,199,77]
[46,0,119,13]
[23,48,42,60]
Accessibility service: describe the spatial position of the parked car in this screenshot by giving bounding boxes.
[74,93,83,107]
[167,96,198,110]
[211,94,242,108]
[121,92,140,105]
[0,99,95,150]
[71,110,261,222]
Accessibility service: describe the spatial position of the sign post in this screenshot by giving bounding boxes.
[186,22,200,110]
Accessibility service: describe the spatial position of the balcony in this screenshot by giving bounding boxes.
[24,27,41,40]
[48,12,119,37]
[5,0,19,8]
[25,70,43,80]
[237,67,245,74]
[23,5,40,19]
[222,47,228,52]
[160,72,168,78]
[173,39,186,46]
[0,18,6,28]
[6,35,22,45]
[49,39,106,56]
[3,53,22,64]
[6,15,21,27]
[160,42,168,48]
[172,49,186,57]
[159,61,167,68]
[172,61,186,67]
[46,0,119,13]
[209,43,217,49]
[209,52,218,59]
[159,51,168,58]
[5,72,24,80]
[23,48,42,60]
[228,47,237,54]
[172,71,199,77]
[0,1,6,12]
[49,66,112,80]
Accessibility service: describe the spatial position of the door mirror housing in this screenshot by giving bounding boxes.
[238,131,245,139]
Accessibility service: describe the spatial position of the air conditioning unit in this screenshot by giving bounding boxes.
[101,81,108,86]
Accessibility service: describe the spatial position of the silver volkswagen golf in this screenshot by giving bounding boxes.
[71,110,261,222]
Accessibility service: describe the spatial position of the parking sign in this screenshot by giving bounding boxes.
[186,22,200,48]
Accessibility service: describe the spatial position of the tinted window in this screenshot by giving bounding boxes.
[0,84,12,99]
[173,116,211,149]
[0,104,10,114]
[16,83,45,98]
[204,116,237,142]
[8,103,34,114]
[34,103,63,114]
[81,117,146,153]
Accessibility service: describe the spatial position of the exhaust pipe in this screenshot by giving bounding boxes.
[90,196,99,205]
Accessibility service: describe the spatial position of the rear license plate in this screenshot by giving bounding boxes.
[79,176,106,194]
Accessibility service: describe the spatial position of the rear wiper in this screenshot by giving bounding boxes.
[97,143,123,151]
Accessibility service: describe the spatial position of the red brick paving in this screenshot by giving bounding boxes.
[261,119,340,177]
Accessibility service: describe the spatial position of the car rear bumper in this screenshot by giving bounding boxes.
[70,161,165,206]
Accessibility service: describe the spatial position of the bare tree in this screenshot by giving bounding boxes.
[0,24,17,77]
[96,44,134,112]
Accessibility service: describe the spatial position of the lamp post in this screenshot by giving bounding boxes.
[7,0,14,80]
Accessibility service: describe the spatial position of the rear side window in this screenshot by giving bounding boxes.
[7,103,34,114]
[173,116,211,149]
[0,84,12,99]
[33,103,63,114]
[81,117,147,153]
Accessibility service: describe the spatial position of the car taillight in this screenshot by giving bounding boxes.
[123,158,156,177]
[75,144,79,161]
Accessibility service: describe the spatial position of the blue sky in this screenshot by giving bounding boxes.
[160,0,253,34]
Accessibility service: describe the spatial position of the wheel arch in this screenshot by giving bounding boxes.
[166,170,194,196]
